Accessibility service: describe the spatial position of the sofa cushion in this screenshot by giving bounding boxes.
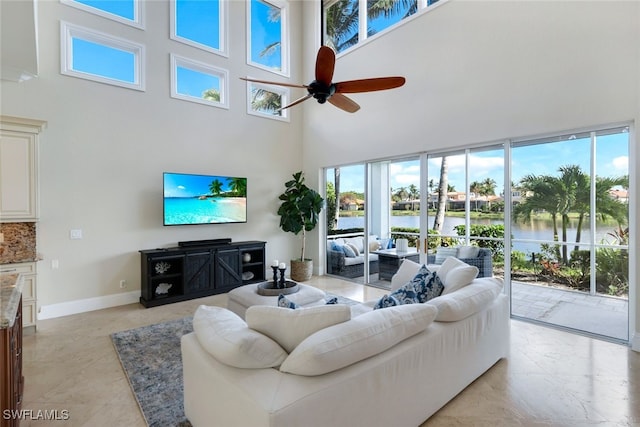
[192,305,287,368]
[341,244,356,257]
[434,246,458,264]
[279,304,438,376]
[427,277,503,321]
[246,305,351,353]
[457,245,480,258]
[343,237,365,253]
[345,242,360,256]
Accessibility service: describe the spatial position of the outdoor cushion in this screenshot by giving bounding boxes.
[434,246,458,264]
[457,245,480,258]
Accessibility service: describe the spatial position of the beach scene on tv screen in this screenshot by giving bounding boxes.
[164,173,247,225]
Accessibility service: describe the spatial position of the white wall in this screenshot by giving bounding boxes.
[0,0,305,315]
[302,0,640,348]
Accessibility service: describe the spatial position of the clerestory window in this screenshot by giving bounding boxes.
[171,0,227,56]
[60,22,145,91]
[323,0,441,54]
[247,0,289,76]
[61,0,144,28]
[170,55,229,109]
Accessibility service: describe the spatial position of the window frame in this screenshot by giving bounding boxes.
[245,80,290,122]
[246,0,289,77]
[170,54,229,109]
[322,0,445,56]
[60,0,144,29]
[170,0,228,57]
[60,21,145,91]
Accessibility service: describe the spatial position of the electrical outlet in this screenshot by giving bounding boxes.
[119,280,127,289]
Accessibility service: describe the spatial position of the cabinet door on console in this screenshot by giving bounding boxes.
[184,251,214,293]
[215,248,242,290]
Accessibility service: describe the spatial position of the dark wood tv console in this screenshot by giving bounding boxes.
[139,240,266,308]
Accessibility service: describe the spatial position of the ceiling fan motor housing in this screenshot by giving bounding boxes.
[308,80,336,104]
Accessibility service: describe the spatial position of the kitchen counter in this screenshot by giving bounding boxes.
[0,273,24,328]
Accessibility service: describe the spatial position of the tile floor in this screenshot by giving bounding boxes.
[18,276,640,426]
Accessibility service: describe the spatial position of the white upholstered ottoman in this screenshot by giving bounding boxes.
[227,283,326,318]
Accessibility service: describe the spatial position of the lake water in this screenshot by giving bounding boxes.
[338,215,619,254]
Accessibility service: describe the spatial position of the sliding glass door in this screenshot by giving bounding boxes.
[509,126,630,342]
[323,124,631,344]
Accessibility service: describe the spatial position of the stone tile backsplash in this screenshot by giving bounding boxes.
[0,222,37,264]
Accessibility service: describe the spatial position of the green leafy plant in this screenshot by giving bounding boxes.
[278,171,324,261]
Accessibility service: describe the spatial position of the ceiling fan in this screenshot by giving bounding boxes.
[241,46,406,113]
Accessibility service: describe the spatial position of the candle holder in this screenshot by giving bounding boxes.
[271,266,279,287]
[279,267,286,288]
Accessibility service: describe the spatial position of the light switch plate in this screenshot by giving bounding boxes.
[70,229,83,239]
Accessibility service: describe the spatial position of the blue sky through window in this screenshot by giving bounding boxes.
[175,0,220,50]
[176,66,221,98]
[72,38,135,83]
[72,0,135,20]
[328,132,629,196]
[250,0,282,70]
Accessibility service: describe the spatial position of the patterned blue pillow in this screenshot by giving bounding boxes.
[408,265,444,303]
[325,296,338,304]
[373,265,443,309]
[278,294,339,309]
[373,294,401,309]
[278,294,300,309]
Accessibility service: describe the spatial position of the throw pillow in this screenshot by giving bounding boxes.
[342,244,357,258]
[345,242,360,256]
[278,293,338,308]
[390,258,421,291]
[457,245,480,258]
[434,246,458,264]
[246,304,351,353]
[192,305,287,369]
[442,264,479,295]
[435,256,465,283]
[374,265,443,309]
[279,304,438,376]
[368,240,381,252]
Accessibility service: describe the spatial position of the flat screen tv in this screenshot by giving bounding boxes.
[163,172,247,226]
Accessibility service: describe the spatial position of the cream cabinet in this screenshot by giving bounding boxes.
[0,116,46,222]
[0,262,37,331]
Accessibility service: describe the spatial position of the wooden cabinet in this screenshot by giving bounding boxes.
[0,116,46,222]
[140,241,266,308]
[0,263,36,332]
[1,298,23,427]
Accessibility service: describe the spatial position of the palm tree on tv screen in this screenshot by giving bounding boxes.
[209,179,223,196]
[227,177,247,197]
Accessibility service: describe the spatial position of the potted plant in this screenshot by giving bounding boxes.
[277,171,324,281]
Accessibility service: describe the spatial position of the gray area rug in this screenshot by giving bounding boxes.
[111,294,357,426]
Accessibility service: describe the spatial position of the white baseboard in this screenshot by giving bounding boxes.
[38,290,140,320]
[632,331,640,353]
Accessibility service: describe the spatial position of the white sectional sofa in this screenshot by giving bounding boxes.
[181,260,510,427]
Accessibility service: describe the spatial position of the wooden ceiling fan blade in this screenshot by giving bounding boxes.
[279,94,313,111]
[240,77,308,89]
[334,76,406,93]
[315,46,336,86]
[328,93,360,113]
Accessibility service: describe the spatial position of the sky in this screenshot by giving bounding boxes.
[164,173,239,198]
[328,130,629,196]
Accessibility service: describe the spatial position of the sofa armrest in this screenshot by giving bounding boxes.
[327,248,346,273]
